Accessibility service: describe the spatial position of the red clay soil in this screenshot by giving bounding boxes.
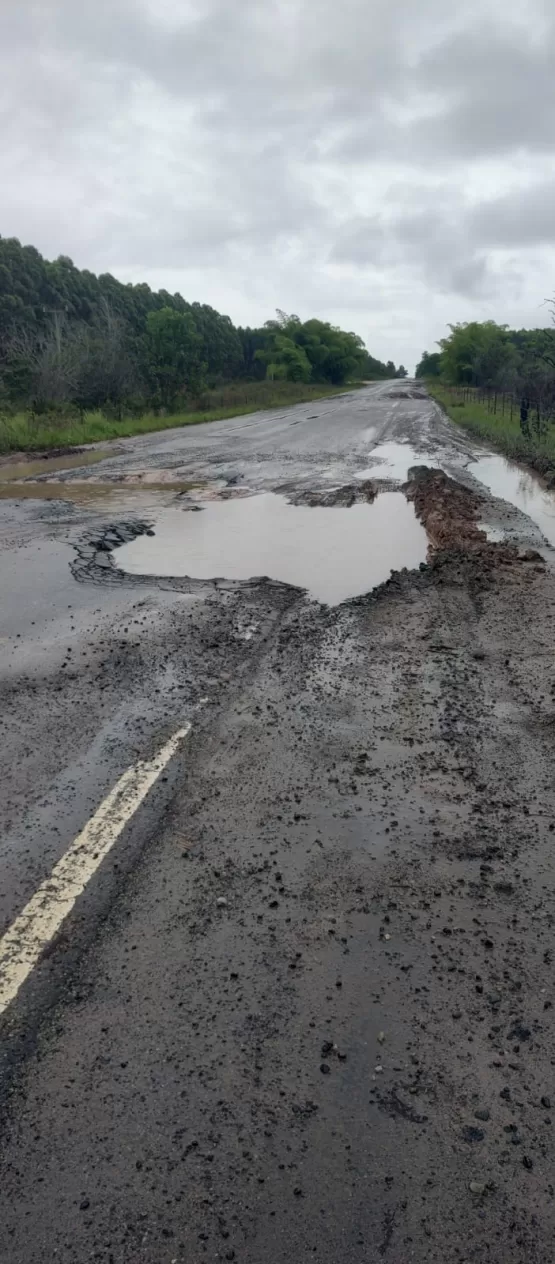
[405,466,521,562]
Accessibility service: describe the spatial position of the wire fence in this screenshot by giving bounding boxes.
[441,383,555,438]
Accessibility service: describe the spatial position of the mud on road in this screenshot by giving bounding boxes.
[1,384,555,1263]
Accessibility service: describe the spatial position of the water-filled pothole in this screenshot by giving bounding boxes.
[356,441,443,483]
[0,480,197,508]
[0,449,110,482]
[115,491,427,605]
[470,454,555,547]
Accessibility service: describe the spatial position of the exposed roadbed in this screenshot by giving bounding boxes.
[1,384,555,1262]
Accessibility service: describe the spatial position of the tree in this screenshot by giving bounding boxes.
[0,236,401,413]
[3,313,87,411]
[145,308,206,409]
[257,314,367,386]
[256,332,312,383]
[189,301,243,380]
[415,351,441,378]
[438,321,516,388]
[396,365,408,378]
[75,300,141,416]
[359,351,396,380]
[239,326,272,379]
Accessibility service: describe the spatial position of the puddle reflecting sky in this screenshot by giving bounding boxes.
[470,454,555,547]
[116,491,428,605]
[357,441,444,483]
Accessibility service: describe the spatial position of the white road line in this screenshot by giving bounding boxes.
[0,725,191,1017]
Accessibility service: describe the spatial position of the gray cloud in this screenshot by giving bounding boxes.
[412,19,555,159]
[1,0,554,370]
[469,181,555,248]
[331,196,493,300]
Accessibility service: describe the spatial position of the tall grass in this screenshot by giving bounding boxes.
[428,381,555,477]
[0,380,364,455]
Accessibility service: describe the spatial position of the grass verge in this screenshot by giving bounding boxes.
[428,381,555,481]
[0,380,365,456]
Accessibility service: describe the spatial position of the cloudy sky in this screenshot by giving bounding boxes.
[1,0,554,370]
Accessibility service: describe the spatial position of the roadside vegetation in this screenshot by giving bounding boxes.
[0,381,361,455]
[417,318,555,479]
[0,236,405,453]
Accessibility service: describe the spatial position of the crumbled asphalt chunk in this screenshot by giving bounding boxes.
[508,1021,531,1042]
[462,1126,485,1144]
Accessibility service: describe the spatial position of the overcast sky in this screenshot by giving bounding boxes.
[1,0,554,370]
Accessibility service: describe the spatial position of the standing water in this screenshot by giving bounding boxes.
[116,491,427,605]
[470,454,555,547]
[0,449,110,483]
[356,441,439,483]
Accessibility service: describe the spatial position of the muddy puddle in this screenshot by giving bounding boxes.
[115,491,427,605]
[0,449,111,482]
[0,478,198,510]
[470,454,555,547]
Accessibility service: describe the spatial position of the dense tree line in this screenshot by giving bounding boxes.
[0,237,402,414]
[416,320,555,411]
[242,310,407,386]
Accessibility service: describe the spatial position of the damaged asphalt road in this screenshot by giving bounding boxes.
[1,382,555,1262]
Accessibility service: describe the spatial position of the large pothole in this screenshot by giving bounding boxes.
[113,490,427,605]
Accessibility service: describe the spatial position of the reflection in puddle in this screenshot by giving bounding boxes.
[116,491,428,605]
[470,455,555,547]
[0,449,110,482]
[357,441,441,483]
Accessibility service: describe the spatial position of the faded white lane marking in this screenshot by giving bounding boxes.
[0,725,191,1016]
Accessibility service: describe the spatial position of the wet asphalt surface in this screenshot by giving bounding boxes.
[1,383,555,1262]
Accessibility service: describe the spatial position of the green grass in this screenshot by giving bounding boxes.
[428,381,555,478]
[0,380,365,455]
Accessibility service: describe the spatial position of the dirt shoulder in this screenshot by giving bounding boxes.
[1,471,555,1261]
